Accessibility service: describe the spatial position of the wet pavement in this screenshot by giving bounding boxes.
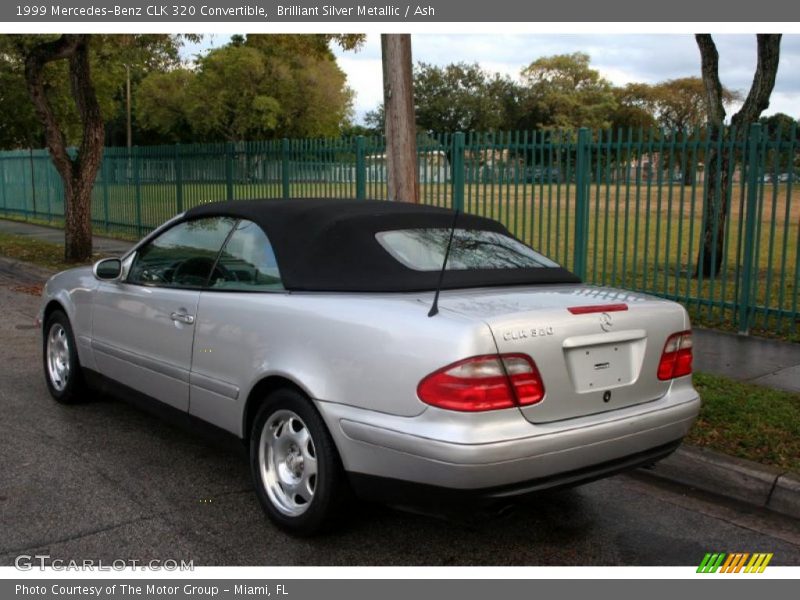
[693,328,800,393]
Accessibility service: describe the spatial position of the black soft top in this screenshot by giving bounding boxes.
[183,198,580,292]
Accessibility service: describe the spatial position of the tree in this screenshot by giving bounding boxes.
[695,34,782,278]
[413,62,516,133]
[759,112,798,139]
[614,77,741,184]
[244,33,364,58]
[609,84,659,132]
[382,34,419,204]
[618,77,739,133]
[1,35,184,150]
[99,34,186,147]
[366,62,520,134]
[518,52,617,130]
[363,104,385,132]
[759,113,799,174]
[2,34,187,261]
[186,45,282,142]
[135,34,359,142]
[134,69,194,142]
[0,49,51,148]
[22,35,106,262]
[243,34,360,138]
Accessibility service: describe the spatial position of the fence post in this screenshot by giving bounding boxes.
[101,150,109,233]
[29,148,38,218]
[43,151,51,222]
[452,132,465,211]
[355,136,366,200]
[573,128,591,280]
[175,143,183,213]
[281,138,290,199]
[738,123,762,334]
[133,147,142,237]
[0,157,6,215]
[225,142,235,201]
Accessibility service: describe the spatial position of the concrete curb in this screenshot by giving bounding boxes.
[639,444,800,520]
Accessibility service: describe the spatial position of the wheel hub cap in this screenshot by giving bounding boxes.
[258,410,318,517]
[46,323,70,392]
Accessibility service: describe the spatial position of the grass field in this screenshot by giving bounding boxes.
[2,179,798,337]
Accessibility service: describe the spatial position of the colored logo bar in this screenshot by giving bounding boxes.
[697,552,773,573]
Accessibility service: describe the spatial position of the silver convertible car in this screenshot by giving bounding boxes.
[39,199,700,534]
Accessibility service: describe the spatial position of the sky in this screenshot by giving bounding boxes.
[187,33,800,125]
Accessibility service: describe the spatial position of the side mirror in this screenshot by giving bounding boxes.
[93,258,122,281]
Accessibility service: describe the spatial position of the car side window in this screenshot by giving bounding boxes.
[208,219,284,291]
[128,217,236,288]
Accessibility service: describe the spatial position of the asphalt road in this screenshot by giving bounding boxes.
[1,265,799,567]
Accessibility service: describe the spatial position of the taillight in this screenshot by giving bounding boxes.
[657,331,693,380]
[417,354,545,412]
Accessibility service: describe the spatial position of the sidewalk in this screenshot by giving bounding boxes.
[693,328,800,393]
[0,218,133,255]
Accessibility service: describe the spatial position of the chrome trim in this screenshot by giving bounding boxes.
[170,311,195,324]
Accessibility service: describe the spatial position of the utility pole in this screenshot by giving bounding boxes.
[381,34,419,203]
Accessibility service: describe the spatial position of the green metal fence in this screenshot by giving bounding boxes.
[1,125,798,336]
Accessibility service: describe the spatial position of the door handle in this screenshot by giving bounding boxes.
[170,312,195,325]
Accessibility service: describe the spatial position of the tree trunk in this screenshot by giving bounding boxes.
[24,34,105,262]
[61,175,93,262]
[697,130,731,278]
[694,34,781,278]
[381,34,419,204]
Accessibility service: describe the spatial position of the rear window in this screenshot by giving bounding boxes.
[375,228,559,271]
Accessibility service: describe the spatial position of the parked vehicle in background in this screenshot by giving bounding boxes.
[38,199,701,534]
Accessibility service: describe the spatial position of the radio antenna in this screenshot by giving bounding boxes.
[428,209,459,317]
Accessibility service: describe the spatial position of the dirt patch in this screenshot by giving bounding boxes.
[10,283,44,296]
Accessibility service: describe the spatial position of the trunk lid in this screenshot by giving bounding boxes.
[439,285,687,423]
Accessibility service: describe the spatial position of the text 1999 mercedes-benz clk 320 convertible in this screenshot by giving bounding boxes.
[39,199,699,534]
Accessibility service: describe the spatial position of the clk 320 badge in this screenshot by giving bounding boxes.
[502,326,555,341]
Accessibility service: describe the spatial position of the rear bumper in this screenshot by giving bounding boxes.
[348,439,682,504]
[317,383,700,493]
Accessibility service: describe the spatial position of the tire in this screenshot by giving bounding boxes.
[249,388,346,535]
[42,309,87,404]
